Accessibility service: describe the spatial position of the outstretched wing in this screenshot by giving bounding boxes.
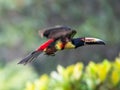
[39,25,76,40]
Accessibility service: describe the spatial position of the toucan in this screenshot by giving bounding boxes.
[18,25,105,65]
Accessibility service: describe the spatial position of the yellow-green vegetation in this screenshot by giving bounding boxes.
[0,60,38,90]
[25,57,120,90]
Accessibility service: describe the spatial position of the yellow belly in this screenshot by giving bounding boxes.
[64,42,75,49]
[55,41,75,50]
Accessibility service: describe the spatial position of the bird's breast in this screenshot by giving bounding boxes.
[64,42,75,49]
[55,41,75,50]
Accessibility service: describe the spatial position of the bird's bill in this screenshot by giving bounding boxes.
[81,37,105,45]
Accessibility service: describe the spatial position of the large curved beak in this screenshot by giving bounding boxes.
[82,37,105,45]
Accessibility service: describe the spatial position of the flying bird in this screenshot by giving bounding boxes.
[18,25,105,65]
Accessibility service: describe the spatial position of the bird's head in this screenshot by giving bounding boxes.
[72,37,105,48]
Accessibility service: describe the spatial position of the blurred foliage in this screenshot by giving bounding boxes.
[0,0,120,89]
[25,56,120,90]
[0,60,38,90]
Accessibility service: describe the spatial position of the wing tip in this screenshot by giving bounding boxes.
[17,58,28,65]
[38,30,44,38]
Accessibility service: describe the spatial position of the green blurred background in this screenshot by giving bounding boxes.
[0,0,120,89]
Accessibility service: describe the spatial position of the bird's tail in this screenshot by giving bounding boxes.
[18,50,42,65]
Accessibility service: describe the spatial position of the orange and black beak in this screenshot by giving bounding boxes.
[82,37,105,45]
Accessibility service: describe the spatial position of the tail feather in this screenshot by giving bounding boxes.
[18,51,42,65]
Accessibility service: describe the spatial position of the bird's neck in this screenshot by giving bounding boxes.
[71,38,84,48]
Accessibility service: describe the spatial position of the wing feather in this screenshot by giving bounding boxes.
[39,25,76,40]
